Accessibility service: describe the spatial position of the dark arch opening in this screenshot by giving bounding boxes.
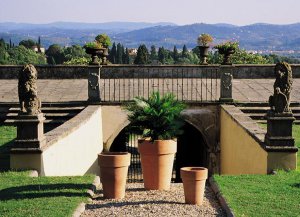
[175,122,209,182]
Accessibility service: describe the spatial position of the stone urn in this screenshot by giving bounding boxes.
[98,152,131,199]
[180,167,208,205]
[138,139,177,190]
[85,47,102,65]
[98,47,109,65]
[218,49,235,65]
[198,45,209,65]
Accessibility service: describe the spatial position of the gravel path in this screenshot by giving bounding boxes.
[81,183,225,217]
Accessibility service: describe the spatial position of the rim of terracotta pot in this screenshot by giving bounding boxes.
[138,139,177,155]
[98,152,131,167]
[180,167,208,180]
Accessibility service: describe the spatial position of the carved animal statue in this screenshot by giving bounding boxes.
[269,62,293,113]
[18,64,41,115]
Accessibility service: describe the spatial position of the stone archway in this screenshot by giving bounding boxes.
[180,108,220,177]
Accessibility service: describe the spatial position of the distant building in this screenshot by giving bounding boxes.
[32,45,45,53]
[128,48,137,56]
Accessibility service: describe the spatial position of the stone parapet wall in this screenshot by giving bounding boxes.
[1,64,300,79]
[10,105,103,176]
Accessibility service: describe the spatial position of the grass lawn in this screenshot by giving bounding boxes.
[214,124,300,217]
[0,171,95,217]
[0,125,16,151]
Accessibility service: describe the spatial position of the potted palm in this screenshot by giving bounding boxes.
[214,41,239,65]
[125,92,185,190]
[197,33,213,65]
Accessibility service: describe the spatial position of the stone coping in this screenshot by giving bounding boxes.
[221,105,298,153]
[1,64,300,79]
[42,105,100,151]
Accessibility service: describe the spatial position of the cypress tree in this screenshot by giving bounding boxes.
[124,48,130,64]
[134,44,149,64]
[116,43,123,64]
[173,46,179,62]
[158,47,166,64]
[150,45,157,61]
[182,44,188,58]
[109,42,117,64]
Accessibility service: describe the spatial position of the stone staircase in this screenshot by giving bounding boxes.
[236,102,300,124]
[0,102,86,171]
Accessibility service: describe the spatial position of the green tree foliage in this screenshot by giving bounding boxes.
[123,47,130,64]
[150,45,157,61]
[263,54,300,64]
[63,57,90,65]
[158,47,166,64]
[116,43,123,64]
[45,44,64,64]
[134,44,149,64]
[108,42,117,64]
[173,46,179,62]
[182,45,188,58]
[207,47,271,64]
[63,45,88,62]
[7,45,46,65]
[19,39,37,49]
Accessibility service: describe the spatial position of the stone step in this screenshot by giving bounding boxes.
[249,113,300,120]
[5,106,85,113]
[240,107,300,113]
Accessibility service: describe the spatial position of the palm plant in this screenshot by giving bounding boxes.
[125,91,186,141]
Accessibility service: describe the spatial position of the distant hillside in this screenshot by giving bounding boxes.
[1,22,300,51]
[114,23,300,50]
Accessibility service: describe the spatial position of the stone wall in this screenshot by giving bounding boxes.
[1,64,300,79]
[10,105,103,176]
[220,105,297,174]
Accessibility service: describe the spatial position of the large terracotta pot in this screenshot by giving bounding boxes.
[98,152,131,199]
[180,167,208,205]
[138,139,177,190]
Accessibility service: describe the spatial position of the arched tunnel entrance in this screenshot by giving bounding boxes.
[109,121,213,183]
[175,121,209,182]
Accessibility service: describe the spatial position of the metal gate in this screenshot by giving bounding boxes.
[123,130,177,183]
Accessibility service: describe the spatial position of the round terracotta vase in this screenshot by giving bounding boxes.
[138,139,177,190]
[180,167,208,205]
[98,152,131,199]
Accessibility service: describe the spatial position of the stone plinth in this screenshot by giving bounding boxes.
[88,66,101,103]
[265,111,295,147]
[219,65,234,102]
[12,113,46,152]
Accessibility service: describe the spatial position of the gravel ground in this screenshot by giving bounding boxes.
[81,183,225,217]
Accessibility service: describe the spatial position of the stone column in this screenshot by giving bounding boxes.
[265,111,295,147]
[219,65,234,102]
[88,65,101,103]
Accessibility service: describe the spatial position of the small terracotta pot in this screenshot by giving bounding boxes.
[138,139,177,190]
[98,152,131,199]
[180,167,208,205]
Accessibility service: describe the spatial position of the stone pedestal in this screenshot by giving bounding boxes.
[13,113,46,152]
[88,66,101,103]
[265,111,295,147]
[219,65,234,102]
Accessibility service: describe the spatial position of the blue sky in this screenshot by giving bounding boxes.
[0,0,299,25]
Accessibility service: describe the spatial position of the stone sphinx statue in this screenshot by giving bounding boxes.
[18,64,41,115]
[269,62,293,113]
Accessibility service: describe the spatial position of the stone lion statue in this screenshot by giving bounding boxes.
[269,62,293,113]
[18,64,41,115]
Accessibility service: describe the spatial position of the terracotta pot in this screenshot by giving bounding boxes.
[138,139,177,190]
[98,152,131,199]
[180,167,208,205]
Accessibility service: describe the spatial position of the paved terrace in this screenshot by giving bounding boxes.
[1,79,300,103]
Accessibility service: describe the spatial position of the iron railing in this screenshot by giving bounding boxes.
[99,66,220,102]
